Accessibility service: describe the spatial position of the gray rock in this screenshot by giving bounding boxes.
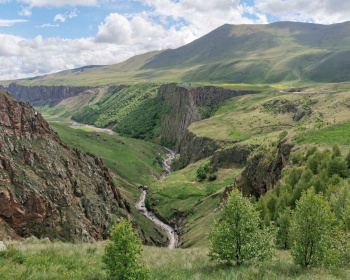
[293,110,306,122]
[0,241,6,251]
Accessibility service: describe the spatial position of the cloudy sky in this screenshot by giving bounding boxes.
[0,0,349,81]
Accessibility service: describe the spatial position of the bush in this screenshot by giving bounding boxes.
[196,163,209,181]
[208,174,217,181]
[289,188,337,267]
[289,151,303,164]
[209,189,273,265]
[102,218,150,280]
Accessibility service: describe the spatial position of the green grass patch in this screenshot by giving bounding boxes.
[1,239,349,280]
[50,122,164,186]
[296,122,350,145]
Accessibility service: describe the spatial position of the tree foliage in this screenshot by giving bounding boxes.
[102,218,150,280]
[275,207,291,250]
[289,188,336,267]
[196,163,209,181]
[209,189,272,265]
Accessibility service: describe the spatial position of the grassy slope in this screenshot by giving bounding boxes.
[1,238,349,280]
[49,122,168,244]
[147,158,243,247]
[2,22,350,87]
[189,84,350,146]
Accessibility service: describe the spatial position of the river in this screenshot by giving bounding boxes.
[135,148,179,249]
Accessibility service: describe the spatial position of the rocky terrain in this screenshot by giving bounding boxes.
[159,84,259,151]
[0,90,129,242]
[0,83,96,105]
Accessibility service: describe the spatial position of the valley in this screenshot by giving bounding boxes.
[2,20,350,280]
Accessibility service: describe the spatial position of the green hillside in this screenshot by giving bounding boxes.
[2,21,350,87]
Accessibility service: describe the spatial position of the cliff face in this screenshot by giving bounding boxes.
[159,84,259,152]
[1,83,95,105]
[209,144,258,172]
[235,140,294,197]
[0,90,128,242]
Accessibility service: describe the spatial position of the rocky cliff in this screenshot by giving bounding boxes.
[1,83,96,105]
[235,140,294,197]
[159,84,259,152]
[0,90,129,242]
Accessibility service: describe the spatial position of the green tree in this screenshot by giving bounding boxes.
[102,218,150,280]
[345,151,350,168]
[209,189,272,265]
[332,143,342,159]
[275,207,291,249]
[327,157,348,178]
[289,188,336,267]
[196,163,209,181]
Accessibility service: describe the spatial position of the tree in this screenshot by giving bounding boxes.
[289,188,336,267]
[332,143,342,159]
[209,188,272,265]
[196,163,209,181]
[102,218,150,280]
[327,157,348,178]
[275,207,291,249]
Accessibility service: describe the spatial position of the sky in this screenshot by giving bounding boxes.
[0,0,350,81]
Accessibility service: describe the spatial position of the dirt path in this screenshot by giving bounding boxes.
[135,148,179,249]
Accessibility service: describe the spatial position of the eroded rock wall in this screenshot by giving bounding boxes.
[0,90,128,242]
[159,84,259,152]
[1,83,95,105]
[235,140,294,197]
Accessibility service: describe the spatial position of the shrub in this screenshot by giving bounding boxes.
[208,174,217,181]
[209,189,273,265]
[289,188,337,267]
[332,143,342,159]
[196,163,209,181]
[290,151,303,164]
[102,218,150,280]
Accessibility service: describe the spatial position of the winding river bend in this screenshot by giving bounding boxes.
[135,148,179,249]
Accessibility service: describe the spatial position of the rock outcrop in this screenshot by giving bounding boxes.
[235,140,294,197]
[210,144,258,171]
[159,84,259,151]
[1,83,95,105]
[0,90,128,242]
[176,131,233,167]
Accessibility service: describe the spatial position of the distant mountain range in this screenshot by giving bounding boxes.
[3,21,350,86]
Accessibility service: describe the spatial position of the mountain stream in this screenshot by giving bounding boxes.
[135,148,178,249]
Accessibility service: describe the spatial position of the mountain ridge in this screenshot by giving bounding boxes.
[2,21,350,86]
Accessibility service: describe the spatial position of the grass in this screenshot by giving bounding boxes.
[1,238,349,280]
[296,122,350,145]
[189,88,350,148]
[147,158,243,247]
[50,122,164,186]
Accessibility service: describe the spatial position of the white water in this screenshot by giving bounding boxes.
[135,148,179,249]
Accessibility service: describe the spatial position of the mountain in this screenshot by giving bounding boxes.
[0,90,130,242]
[3,21,350,86]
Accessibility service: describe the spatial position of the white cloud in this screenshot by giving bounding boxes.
[96,13,133,44]
[0,33,148,80]
[17,0,95,16]
[255,0,350,24]
[0,19,28,26]
[36,23,59,27]
[18,0,98,8]
[0,0,12,3]
[54,9,79,23]
[54,14,65,22]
